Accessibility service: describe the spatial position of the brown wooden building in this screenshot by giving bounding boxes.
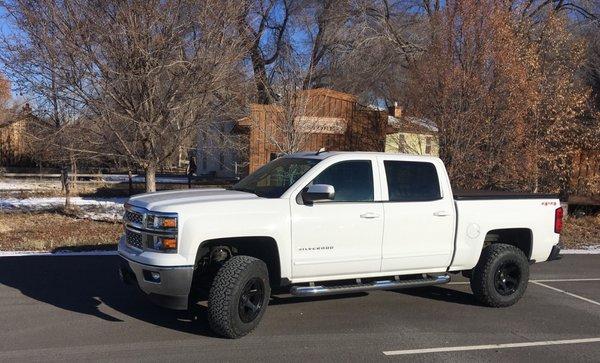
[234,88,387,173]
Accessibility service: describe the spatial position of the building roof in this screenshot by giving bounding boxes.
[387,115,437,134]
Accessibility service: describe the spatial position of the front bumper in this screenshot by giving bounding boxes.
[118,254,194,310]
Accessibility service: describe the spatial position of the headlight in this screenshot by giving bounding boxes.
[146,213,178,252]
[147,214,178,230]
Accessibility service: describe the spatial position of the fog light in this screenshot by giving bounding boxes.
[143,270,161,283]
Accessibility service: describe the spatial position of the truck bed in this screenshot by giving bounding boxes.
[453,190,559,200]
[450,194,561,271]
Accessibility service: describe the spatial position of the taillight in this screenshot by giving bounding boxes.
[554,207,563,234]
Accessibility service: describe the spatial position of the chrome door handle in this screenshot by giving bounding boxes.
[433,211,450,217]
[360,212,380,219]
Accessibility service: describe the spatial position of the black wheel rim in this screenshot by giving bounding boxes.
[238,277,265,323]
[494,262,521,296]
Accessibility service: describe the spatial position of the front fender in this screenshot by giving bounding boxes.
[177,198,292,279]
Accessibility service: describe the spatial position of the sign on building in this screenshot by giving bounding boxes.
[294,116,347,134]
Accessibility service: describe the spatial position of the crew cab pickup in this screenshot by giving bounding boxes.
[118,152,563,338]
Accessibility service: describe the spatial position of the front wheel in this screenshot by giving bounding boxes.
[207,256,270,338]
[470,244,529,307]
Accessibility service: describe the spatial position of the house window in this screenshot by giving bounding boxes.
[425,136,432,155]
[202,155,207,170]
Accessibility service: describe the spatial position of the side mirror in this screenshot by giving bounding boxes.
[302,184,335,203]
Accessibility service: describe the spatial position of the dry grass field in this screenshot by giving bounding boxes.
[0,212,122,251]
[560,214,600,249]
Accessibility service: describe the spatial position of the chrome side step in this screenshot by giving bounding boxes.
[290,274,450,297]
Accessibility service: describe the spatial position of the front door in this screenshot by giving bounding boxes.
[290,159,384,280]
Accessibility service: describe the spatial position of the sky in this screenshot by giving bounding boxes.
[0,6,17,93]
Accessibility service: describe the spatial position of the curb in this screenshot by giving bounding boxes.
[561,249,600,255]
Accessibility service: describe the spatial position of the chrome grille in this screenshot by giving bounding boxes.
[146,215,155,228]
[126,229,144,249]
[125,210,144,225]
[123,205,178,252]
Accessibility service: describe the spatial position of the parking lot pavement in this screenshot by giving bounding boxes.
[0,255,599,362]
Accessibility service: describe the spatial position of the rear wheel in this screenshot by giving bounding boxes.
[470,243,529,307]
[207,256,270,338]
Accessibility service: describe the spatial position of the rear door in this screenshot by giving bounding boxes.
[290,157,384,280]
[378,158,455,272]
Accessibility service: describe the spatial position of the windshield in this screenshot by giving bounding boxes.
[231,157,320,198]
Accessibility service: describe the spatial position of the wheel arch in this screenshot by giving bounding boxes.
[195,236,282,287]
[483,228,533,260]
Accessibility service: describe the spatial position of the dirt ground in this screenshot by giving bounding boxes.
[0,212,122,251]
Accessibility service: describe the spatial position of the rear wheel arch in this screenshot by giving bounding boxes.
[483,228,533,260]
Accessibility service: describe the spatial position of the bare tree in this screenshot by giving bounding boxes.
[401,0,594,196]
[238,0,295,104]
[1,0,248,192]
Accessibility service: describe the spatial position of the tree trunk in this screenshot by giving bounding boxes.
[145,164,157,193]
[61,166,71,210]
[250,48,276,104]
[71,155,78,192]
[64,182,71,210]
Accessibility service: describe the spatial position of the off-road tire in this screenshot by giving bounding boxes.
[208,255,270,338]
[470,243,529,307]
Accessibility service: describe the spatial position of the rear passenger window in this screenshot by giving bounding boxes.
[384,161,441,201]
[312,160,374,202]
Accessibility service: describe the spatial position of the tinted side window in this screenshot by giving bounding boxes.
[313,161,374,202]
[384,161,441,201]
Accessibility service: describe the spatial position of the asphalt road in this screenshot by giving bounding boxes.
[0,254,599,362]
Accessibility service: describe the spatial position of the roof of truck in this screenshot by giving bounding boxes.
[283,151,440,162]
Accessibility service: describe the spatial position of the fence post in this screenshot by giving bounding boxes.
[128,169,133,196]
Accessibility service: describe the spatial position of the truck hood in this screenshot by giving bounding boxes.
[126,188,259,211]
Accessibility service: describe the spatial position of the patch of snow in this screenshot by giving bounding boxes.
[562,246,600,254]
[0,178,61,191]
[101,175,189,183]
[0,196,126,221]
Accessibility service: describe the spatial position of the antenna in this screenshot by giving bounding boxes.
[315,147,326,155]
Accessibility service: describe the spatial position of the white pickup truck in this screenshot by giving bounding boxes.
[118,151,563,338]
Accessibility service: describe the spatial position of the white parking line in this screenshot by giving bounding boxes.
[533,278,600,282]
[449,278,600,306]
[382,337,600,356]
[531,281,600,307]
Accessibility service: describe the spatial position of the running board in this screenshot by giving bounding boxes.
[290,274,450,297]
